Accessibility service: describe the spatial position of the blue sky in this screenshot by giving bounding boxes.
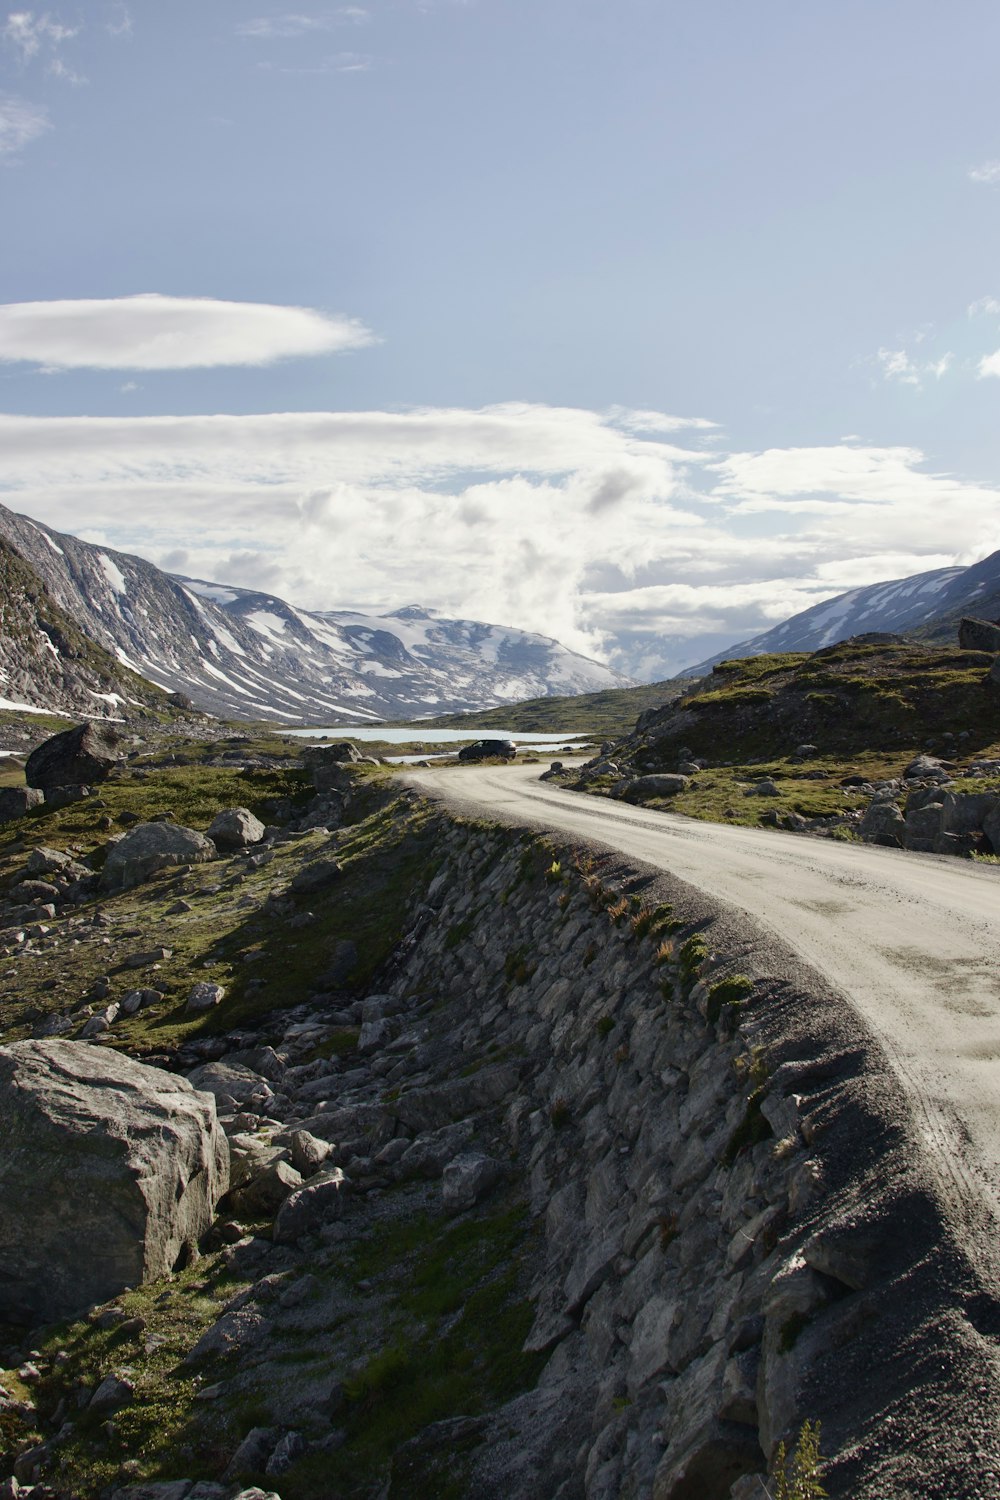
[2,1,1000,678]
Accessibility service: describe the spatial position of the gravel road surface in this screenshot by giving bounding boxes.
[406,762,1000,1254]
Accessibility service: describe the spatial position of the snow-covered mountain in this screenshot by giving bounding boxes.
[680,550,1000,676]
[0,503,630,723]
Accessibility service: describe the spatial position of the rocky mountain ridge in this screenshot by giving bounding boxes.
[0,502,630,724]
[681,548,1000,676]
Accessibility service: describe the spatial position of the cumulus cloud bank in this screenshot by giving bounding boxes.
[0,294,376,370]
[1,402,998,678]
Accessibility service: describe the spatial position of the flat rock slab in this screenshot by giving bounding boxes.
[0,1040,229,1324]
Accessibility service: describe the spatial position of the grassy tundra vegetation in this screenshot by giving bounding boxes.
[0,741,549,1498]
[572,640,1000,832]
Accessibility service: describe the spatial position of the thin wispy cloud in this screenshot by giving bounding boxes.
[237,10,369,39]
[0,294,377,370]
[104,2,131,37]
[46,55,85,84]
[270,51,372,73]
[0,92,49,154]
[873,347,952,390]
[2,10,79,64]
[968,160,1000,184]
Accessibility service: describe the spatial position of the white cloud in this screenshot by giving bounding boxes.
[874,346,953,389]
[969,160,1000,184]
[0,404,697,488]
[0,407,997,678]
[711,443,998,514]
[2,10,78,63]
[0,294,376,369]
[0,92,48,153]
[237,10,369,38]
[977,351,1000,378]
[969,296,1000,318]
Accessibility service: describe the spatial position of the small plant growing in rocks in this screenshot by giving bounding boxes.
[678,933,710,995]
[734,1045,769,1089]
[705,973,754,1025]
[769,1419,828,1499]
[544,859,564,884]
[630,905,656,938]
[596,1014,615,1038]
[607,896,630,925]
[504,946,536,985]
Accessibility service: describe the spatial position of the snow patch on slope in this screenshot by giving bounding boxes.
[98,553,127,595]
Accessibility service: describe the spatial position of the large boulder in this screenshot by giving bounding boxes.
[206,807,265,851]
[0,1040,229,1323]
[25,722,122,792]
[102,823,216,891]
[621,774,690,800]
[858,801,904,847]
[958,617,1000,653]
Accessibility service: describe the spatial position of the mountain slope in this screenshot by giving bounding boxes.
[0,538,173,722]
[681,550,1000,676]
[0,504,630,723]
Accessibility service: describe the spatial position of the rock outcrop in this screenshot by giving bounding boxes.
[958,616,1000,653]
[0,1040,229,1322]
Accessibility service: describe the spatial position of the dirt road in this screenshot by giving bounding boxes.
[405,762,1000,1240]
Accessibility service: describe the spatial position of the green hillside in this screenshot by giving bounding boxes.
[408,677,688,738]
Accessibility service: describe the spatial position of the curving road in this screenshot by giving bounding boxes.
[405,761,1000,1240]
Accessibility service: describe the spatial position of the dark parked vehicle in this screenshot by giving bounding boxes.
[457,738,518,762]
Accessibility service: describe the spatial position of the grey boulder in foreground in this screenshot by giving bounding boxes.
[0,1039,230,1323]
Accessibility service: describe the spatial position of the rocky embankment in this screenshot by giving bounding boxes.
[1,743,999,1498]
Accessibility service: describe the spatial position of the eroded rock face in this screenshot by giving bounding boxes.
[0,1040,229,1323]
[24,722,122,792]
[101,823,217,891]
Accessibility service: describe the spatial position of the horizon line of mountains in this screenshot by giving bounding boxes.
[0,497,998,725]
